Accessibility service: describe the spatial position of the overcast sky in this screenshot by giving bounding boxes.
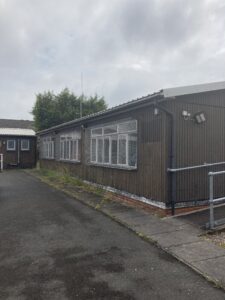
[0,0,225,120]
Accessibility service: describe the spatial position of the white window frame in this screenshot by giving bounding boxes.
[60,133,80,162]
[42,137,54,159]
[91,138,97,163]
[90,120,137,169]
[7,139,16,151]
[21,139,30,151]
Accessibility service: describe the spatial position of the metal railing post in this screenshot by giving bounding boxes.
[209,173,214,229]
[0,154,3,172]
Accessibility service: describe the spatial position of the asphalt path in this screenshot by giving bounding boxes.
[0,170,224,299]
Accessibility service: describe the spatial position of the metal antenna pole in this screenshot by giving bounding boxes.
[80,72,84,118]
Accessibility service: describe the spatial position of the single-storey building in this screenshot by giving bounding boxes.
[38,81,225,214]
[0,119,36,169]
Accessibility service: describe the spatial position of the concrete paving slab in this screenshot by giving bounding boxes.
[177,204,225,228]
[102,203,143,215]
[152,229,200,248]
[163,217,201,227]
[192,256,225,287]
[170,241,225,263]
[130,220,179,236]
[107,210,156,224]
[162,219,203,235]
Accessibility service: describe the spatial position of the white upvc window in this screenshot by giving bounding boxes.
[60,132,80,162]
[42,137,54,159]
[90,120,137,169]
[7,139,16,151]
[21,139,30,151]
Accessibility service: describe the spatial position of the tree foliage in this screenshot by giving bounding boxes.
[32,88,107,131]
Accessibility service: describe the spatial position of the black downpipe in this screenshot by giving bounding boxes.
[155,103,176,215]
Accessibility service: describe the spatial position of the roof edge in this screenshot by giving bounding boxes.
[163,80,225,98]
[37,91,163,135]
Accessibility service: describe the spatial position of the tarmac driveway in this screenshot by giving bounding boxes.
[0,170,224,300]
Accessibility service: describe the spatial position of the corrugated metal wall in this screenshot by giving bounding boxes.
[40,107,169,204]
[39,89,225,207]
[164,89,225,203]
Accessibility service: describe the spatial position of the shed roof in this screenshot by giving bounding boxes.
[0,119,34,129]
[0,128,35,137]
[38,80,225,135]
[162,81,225,98]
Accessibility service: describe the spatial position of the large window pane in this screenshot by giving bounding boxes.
[70,140,74,160]
[111,136,118,164]
[63,141,66,159]
[104,125,117,135]
[118,135,127,165]
[77,140,80,161]
[66,140,70,159]
[74,140,78,160]
[118,120,137,133]
[49,143,52,157]
[91,139,96,162]
[7,140,16,151]
[104,138,110,163]
[70,140,78,160]
[21,139,29,151]
[60,141,63,159]
[128,133,137,167]
[97,138,103,163]
[92,128,102,136]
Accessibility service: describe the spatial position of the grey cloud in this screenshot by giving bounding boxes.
[0,0,225,119]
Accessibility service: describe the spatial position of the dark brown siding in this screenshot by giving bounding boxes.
[163,89,225,203]
[40,106,169,204]
[0,136,36,168]
[39,88,225,207]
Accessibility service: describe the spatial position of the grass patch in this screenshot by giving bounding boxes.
[205,230,225,249]
[28,168,106,199]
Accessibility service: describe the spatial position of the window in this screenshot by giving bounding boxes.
[60,132,80,162]
[104,137,110,163]
[118,135,127,165]
[90,120,137,168]
[7,140,16,151]
[42,136,54,159]
[91,138,97,162]
[21,139,30,151]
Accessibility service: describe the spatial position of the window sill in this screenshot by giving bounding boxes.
[59,159,81,164]
[41,158,55,160]
[89,163,137,171]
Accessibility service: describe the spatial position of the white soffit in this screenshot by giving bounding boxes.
[0,128,35,136]
[162,81,225,98]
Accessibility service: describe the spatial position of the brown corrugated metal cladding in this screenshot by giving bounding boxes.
[40,106,169,204]
[165,89,225,204]
[39,88,225,208]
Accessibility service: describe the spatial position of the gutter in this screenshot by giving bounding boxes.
[37,92,164,136]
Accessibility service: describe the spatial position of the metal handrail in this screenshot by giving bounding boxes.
[167,161,225,215]
[208,170,225,229]
[168,161,225,173]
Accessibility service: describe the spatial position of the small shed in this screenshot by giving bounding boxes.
[0,120,36,168]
